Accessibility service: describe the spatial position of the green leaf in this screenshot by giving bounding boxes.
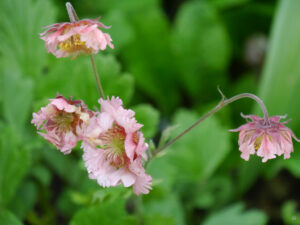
[202,203,268,225]
[143,214,175,225]
[282,201,300,225]
[9,181,37,220]
[36,54,134,108]
[0,0,56,78]
[158,125,178,149]
[168,109,231,181]
[0,210,23,225]
[2,71,33,131]
[106,73,135,105]
[69,199,136,225]
[211,0,251,10]
[102,10,135,52]
[172,1,231,98]
[0,127,30,206]
[121,7,180,113]
[88,0,159,12]
[255,0,300,176]
[194,175,233,209]
[144,192,185,225]
[132,104,160,138]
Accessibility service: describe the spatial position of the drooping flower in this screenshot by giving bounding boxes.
[32,95,92,154]
[231,114,299,162]
[40,19,114,58]
[81,97,152,195]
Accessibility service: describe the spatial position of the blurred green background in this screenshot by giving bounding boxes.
[0,0,300,224]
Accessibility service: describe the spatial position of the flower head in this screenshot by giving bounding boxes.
[40,19,114,58]
[231,114,299,162]
[81,97,152,195]
[32,95,92,154]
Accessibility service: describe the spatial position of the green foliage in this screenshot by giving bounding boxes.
[0,0,56,77]
[132,104,160,138]
[0,0,298,224]
[282,201,300,225]
[172,1,231,99]
[0,210,23,225]
[202,203,268,225]
[69,199,136,225]
[144,191,186,225]
[256,0,300,178]
[0,127,30,207]
[2,71,33,131]
[167,109,231,181]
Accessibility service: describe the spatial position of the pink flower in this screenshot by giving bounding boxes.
[231,114,299,162]
[40,19,114,58]
[81,97,152,195]
[32,95,92,154]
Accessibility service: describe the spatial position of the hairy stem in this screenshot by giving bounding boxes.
[66,2,105,99]
[90,55,105,99]
[153,92,269,157]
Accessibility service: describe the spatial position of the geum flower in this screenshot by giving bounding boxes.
[32,95,92,154]
[40,18,114,58]
[231,114,299,162]
[81,97,152,195]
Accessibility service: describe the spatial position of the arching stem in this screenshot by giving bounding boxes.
[153,92,270,157]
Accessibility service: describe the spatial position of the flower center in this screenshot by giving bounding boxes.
[100,124,127,167]
[52,111,75,132]
[59,34,92,54]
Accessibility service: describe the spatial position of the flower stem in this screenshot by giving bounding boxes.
[65,2,106,99]
[153,92,269,157]
[90,55,106,99]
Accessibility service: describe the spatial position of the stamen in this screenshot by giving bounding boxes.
[59,34,92,54]
[254,135,263,150]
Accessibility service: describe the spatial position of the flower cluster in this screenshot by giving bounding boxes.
[32,96,151,195]
[231,114,298,162]
[33,2,299,197]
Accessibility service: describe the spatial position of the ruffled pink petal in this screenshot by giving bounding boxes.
[99,97,123,114]
[239,141,255,161]
[129,158,152,195]
[124,133,136,161]
[82,144,136,188]
[50,98,76,112]
[256,135,277,162]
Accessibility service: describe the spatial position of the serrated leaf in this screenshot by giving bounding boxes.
[132,104,160,138]
[202,203,268,225]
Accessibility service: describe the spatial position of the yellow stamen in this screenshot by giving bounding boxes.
[254,135,263,151]
[59,34,92,54]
